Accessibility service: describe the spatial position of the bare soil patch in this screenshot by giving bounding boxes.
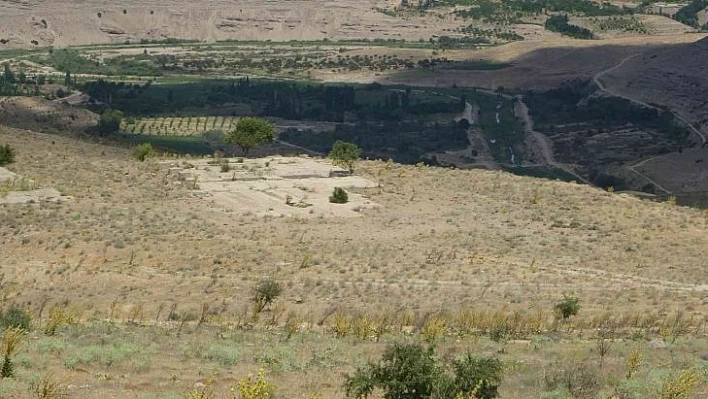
[165,156,379,218]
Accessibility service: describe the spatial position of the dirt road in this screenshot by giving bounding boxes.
[514,99,553,165]
[593,54,706,145]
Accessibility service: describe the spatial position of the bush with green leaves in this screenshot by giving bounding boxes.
[555,295,580,319]
[344,341,503,399]
[98,109,124,134]
[0,305,32,330]
[328,140,362,173]
[329,187,349,204]
[253,277,283,313]
[226,117,274,155]
[0,144,15,166]
[132,143,156,162]
[1,327,26,379]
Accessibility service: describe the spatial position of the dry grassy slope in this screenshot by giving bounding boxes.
[0,0,458,48]
[1,125,707,325]
[0,96,98,133]
[603,36,708,135]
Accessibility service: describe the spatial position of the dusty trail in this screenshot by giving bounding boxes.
[593,53,705,194]
[593,53,706,145]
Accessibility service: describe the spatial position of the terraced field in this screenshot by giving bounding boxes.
[122,115,238,136]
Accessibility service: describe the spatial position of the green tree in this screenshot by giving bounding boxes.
[346,342,439,399]
[132,143,156,162]
[0,144,15,166]
[345,342,503,399]
[226,117,274,155]
[555,295,580,319]
[97,109,124,134]
[252,277,283,313]
[2,64,15,84]
[328,140,362,173]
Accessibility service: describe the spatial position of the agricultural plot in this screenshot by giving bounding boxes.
[121,116,239,136]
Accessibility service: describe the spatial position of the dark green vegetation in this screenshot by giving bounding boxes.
[328,141,362,172]
[555,296,581,319]
[545,15,595,39]
[252,277,283,313]
[444,88,524,164]
[29,48,164,77]
[27,42,507,80]
[329,187,350,204]
[524,80,688,142]
[1,64,51,96]
[445,0,627,22]
[524,79,691,189]
[97,109,124,135]
[0,305,31,330]
[592,16,648,34]
[226,117,275,155]
[81,78,476,163]
[132,143,156,162]
[345,342,503,399]
[0,143,15,166]
[282,121,467,165]
[674,0,708,29]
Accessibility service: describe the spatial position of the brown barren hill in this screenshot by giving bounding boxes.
[600,36,708,140]
[0,0,461,48]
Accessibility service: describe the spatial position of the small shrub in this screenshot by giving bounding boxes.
[185,386,215,399]
[544,360,600,399]
[253,278,283,313]
[44,307,71,336]
[657,369,699,399]
[345,342,439,399]
[328,140,361,172]
[625,348,642,379]
[0,144,15,166]
[344,341,503,399]
[29,372,66,399]
[0,305,32,330]
[232,367,276,399]
[1,327,27,378]
[132,143,156,162]
[329,187,349,204]
[554,295,580,319]
[452,355,504,399]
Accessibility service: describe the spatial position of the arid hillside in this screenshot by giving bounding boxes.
[1,125,707,398]
[601,36,708,139]
[0,0,458,47]
[1,125,707,323]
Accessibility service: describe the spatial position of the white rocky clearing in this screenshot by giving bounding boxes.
[164,156,380,218]
[0,166,65,204]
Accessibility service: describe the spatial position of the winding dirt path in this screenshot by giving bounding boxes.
[593,53,706,145]
[515,99,553,165]
[593,53,705,194]
[512,95,593,185]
